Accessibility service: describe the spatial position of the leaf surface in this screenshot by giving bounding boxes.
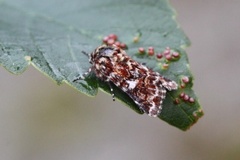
[0,0,203,130]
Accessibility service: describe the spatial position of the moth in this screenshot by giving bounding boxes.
[73,45,178,117]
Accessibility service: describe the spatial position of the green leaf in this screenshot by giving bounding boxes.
[0,0,203,130]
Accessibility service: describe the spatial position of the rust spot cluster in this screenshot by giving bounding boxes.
[192,109,203,118]
[102,34,127,49]
[136,46,181,71]
[180,76,191,88]
[179,92,195,103]
[137,46,180,61]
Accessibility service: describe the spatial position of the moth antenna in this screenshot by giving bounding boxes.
[81,51,90,57]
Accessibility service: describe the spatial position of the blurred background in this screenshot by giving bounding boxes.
[1,0,240,159]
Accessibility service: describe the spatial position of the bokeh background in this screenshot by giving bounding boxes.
[1,0,240,159]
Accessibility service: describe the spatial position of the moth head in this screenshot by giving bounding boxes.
[90,45,116,62]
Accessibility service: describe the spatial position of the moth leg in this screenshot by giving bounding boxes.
[108,82,115,101]
[73,67,92,82]
[73,50,92,82]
